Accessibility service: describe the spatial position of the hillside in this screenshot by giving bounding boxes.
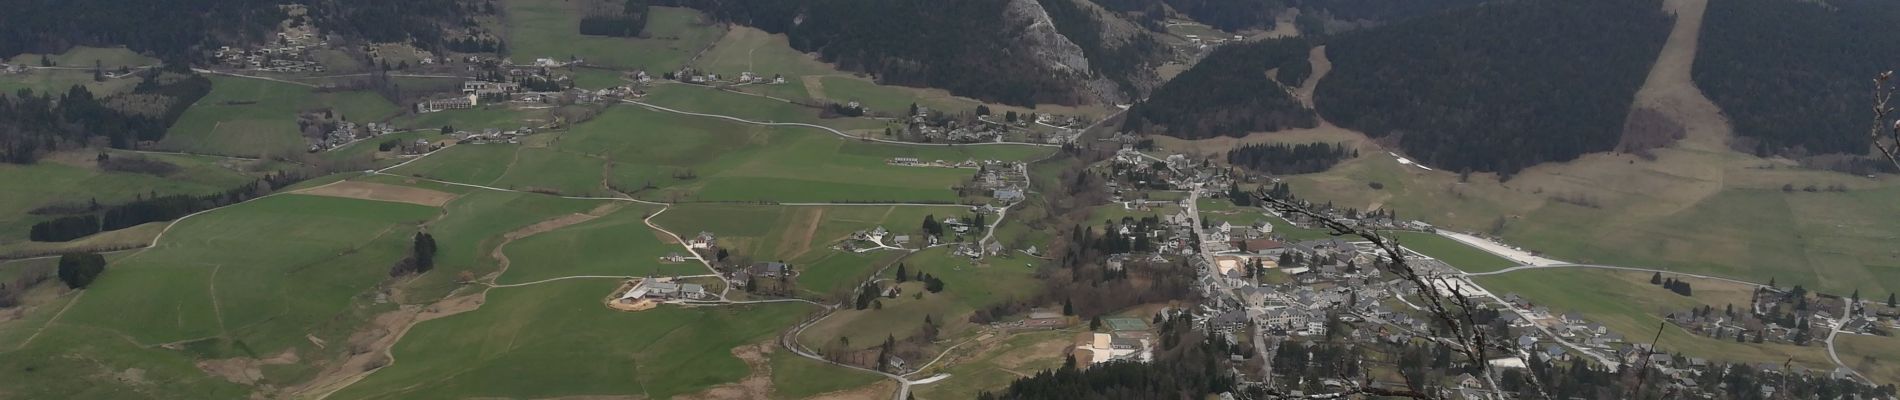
[1314,0,1673,175]
[1121,37,1317,138]
[1694,0,1900,160]
[659,0,1168,106]
[0,0,491,63]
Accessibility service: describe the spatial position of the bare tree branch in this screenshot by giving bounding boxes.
[1872,71,1900,170]
[1257,189,1549,400]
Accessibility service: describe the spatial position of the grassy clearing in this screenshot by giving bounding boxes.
[639,83,886,130]
[6,46,156,69]
[767,349,886,399]
[331,280,814,399]
[569,67,628,89]
[496,204,705,285]
[694,26,836,79]
[0,150,257,244]
[555,106,1050,203]
[1385,231,1517,272]
[161,76,397,157]
[652,204,952,297]
[502,1,720,71]
[1473,268,1835,371]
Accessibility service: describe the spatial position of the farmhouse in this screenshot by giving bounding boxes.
[642,281,709,300]
[415,93,479,113]
[688,232,716,249]
[751,262,788,277]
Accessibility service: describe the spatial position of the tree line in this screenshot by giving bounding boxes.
[1121,37,1317,139]
[1,68,211,164]
[578,0,651,38]
[28,170,309,242]
[1315,0,1672,176]
[0,0,491,66]
[1225,141,1355,175]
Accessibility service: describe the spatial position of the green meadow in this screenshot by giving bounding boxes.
[800,247,1042,351]
[331,280,814,399]
[0,150,257,244]
[162,76,397,157]
[768,348,886,398]
[503,0,720,71]
[5,46,156,69]
[400,189,606,302]
[1385,231,1517,272]
[495,203,706,285]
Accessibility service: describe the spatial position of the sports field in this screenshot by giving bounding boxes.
[161,77,398,157]
[502,0,720,71]
[330,280,814,399]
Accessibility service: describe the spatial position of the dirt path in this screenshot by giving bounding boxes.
[778,208,826,260]
[13,290,83,350]
[802,75,830,102]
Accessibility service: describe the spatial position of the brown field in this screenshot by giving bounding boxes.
[294,180,460,207]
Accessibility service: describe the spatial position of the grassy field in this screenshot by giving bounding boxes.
[0,150,259,244]
[1195,198,1335,241]
[0,194,437,397]
[768,348,887,399]
[651,203,956,297]
[911,330,1075,400]
[488,147,608,196]
[384,143,520,187]
[639,83,887,130]
[1472,268,1838,372]
[1385,231,1517,272]
[1837,334,1900,386]
[551,106,1051,203]
[800,247,1043,351]
[0,69,143,97]
[569,67,628,89]
[331,280,814,399]
[392,106,551,132]
[6,46,156,69]
[161,76,398,157]
[502,0,720,71]
[397,188,606,302]
[495,204,706,285]
[694,26,837,79]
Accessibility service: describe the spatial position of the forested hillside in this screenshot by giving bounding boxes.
[1315,0,1672,175]
[1038,0,1170,98]
[0,0,490,63]
[1088,0,1485,32]
[1121,37,1316,138]
[1694,0,1900,157]
[663,0,1163,106]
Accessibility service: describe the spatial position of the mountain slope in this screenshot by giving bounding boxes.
[1313,0,1673,175]
[1693,0,1900,159]
[662,0,1168,106]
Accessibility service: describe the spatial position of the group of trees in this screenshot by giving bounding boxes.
[1225,141,1356,175]
[1649,272,1694,296]
[1695,0,1900,158]
[1122,37,1317,139]
[1036,0,1168,97]
[659,0,1101,106]
[28,170,308,242]
[1,69,211,164]
[0,0,493,65]
[390,231,438,276]
[57,252,108,289]
[1315,0,1673,175]
[578,0,651,37]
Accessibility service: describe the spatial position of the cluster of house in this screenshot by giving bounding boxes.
[451,127,538,144]
[886,157,982,168]
[309,121,398,152]
[1180,33,1246,49]
[839,226,923,252]
[212,27,329,72]
[0,63,26,75]
[670,67,786,85]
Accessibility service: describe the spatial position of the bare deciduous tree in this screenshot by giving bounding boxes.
[1871,71,1900,169]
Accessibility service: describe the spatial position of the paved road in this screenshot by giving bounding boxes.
[623,100,1063,148]
[1465,263,1767,288]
